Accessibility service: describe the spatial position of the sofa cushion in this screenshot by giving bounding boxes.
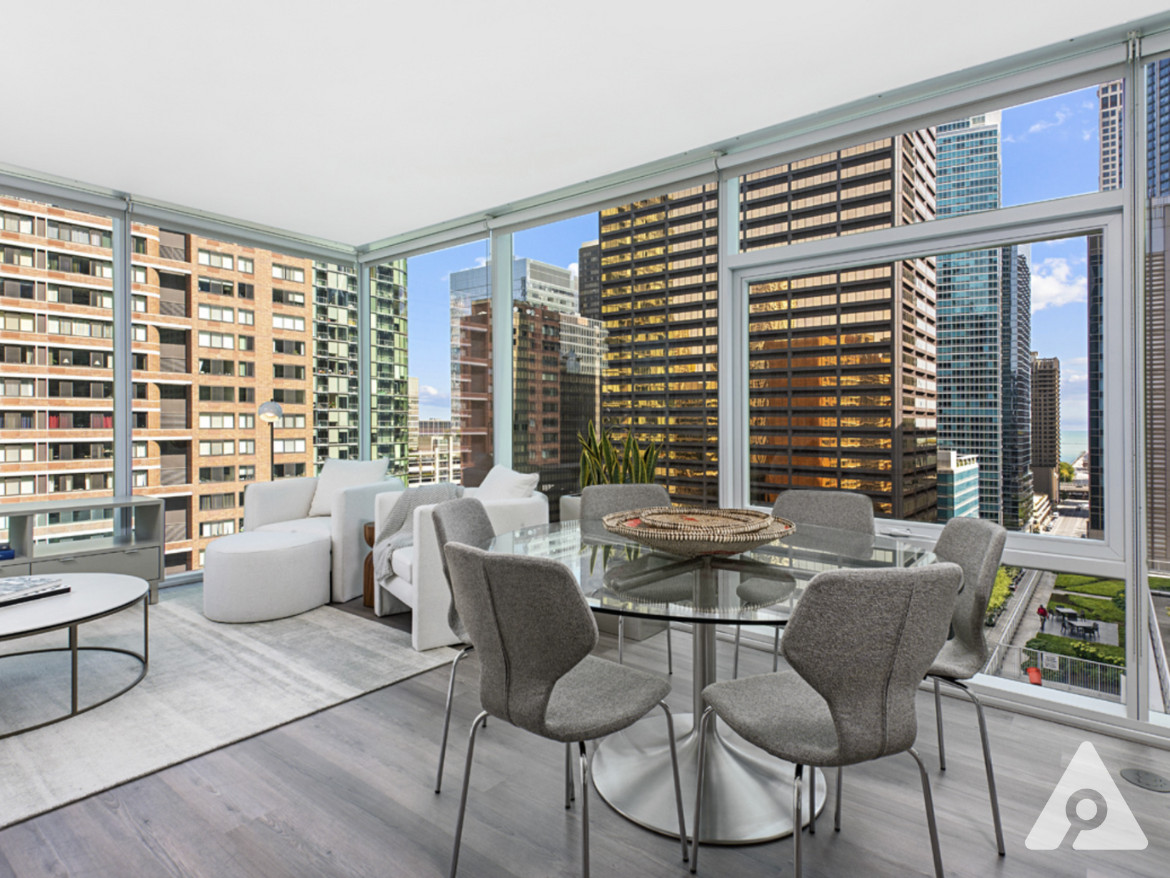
[476,465,539,499]
[391,545,414,581]
[308,459,389,517]
[255,517,333,539]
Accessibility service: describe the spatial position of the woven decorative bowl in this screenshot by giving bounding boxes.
[602,507,795,557]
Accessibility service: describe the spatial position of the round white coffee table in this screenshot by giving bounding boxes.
[0,573,149,738]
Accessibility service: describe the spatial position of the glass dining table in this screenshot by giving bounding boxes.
[489,517,937,845]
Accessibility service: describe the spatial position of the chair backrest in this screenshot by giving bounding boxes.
[444,543,598,734]
[580,483,670,520]
[933,517,1007,670]
[432,497,498,637]
[780,562,963,763]
[771,489,874,535]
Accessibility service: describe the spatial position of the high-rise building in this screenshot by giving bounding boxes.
[1146,64,1170,564]
[0,195,412,576]
[577,241,601,321]
[935,113,1033,529]
[599,185,720,505]
[1099,80,1125,191]
[410,418,461,485]
[600,134,940,517]
[937,450,981,520]
[370,260,409,475]
[0,196,321,575]
[450,257,605,503]
[1031,353,1061,504]
[1091,81,1126,540]
[407,376,420,452]
[1001,245,1034,529]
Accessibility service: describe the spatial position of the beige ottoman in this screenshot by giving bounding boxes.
[203,530,331,622]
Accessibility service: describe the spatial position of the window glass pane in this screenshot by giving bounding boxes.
[979,567,1126,709]
[509,214,606,516]
[739,83,1120,254]
[0,193,115,550]
[1143,57,1170,714]
[391,239,488,487]
[132,229,316,576]
[747,232,1098,535]
[600,184,720,505]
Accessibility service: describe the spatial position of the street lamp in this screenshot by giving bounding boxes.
[257,400,283,481]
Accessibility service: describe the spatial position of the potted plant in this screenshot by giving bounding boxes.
[560,421,661,520]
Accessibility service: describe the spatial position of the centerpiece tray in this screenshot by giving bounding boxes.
[602,507,795,556]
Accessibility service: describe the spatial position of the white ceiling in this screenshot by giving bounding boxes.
[4,1,1168,248]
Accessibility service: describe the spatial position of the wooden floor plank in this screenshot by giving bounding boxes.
[1,620,1168,877]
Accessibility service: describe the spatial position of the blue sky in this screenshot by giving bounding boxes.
[408,86,1105,435]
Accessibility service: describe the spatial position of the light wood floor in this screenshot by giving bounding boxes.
[1,608,1168,877]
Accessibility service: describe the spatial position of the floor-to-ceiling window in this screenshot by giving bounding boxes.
[0,194,116,551]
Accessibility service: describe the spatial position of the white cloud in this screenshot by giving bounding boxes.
[1003,133,1016,144]
[473,256,489,268]
[1082,129,1093,141]
[568,261,579,276]
[1028,107,1071,135]
[1031,256,1087,313]
[418,384,449,404]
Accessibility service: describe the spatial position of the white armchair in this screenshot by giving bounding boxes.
[243,476,405,603]
[373,488,549,651]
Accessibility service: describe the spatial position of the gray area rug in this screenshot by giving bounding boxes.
[0,584,453,828]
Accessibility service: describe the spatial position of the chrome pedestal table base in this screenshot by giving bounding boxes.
[593,594,825,843]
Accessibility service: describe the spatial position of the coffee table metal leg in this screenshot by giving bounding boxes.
[70,624,79,715]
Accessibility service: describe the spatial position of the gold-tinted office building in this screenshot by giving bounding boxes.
[599,133,939,518]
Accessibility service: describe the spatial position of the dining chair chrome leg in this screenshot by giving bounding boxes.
[907,747,945,878]
[792,763,804,878]
[952,679,1005,855]
[565,743,575,808]
[808,762,816,834]
[617,616,625,665]
[435,645,473,793]
[666,624,673,675]
[732,628,741,679]
[659,702,688,861]
[772,627,780,672]
[689,706,715,873]
[933,676,946,771]
[449,711,489,878]
[834,766,843,831]
[578,740,591,878]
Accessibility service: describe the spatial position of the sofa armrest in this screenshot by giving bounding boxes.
[243,477,318,531]
[330,478,406,603]
[408,502,461,650]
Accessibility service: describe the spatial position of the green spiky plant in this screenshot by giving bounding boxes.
[578,420,660,489]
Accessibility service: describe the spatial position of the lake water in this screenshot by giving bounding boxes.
[1061,429,1088,464]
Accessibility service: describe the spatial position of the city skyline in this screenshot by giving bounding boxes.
[407,87,1100,440]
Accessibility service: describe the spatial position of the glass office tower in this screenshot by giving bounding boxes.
[936,112,1033,528]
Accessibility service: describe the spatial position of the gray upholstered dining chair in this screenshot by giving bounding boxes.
[430,497,497,794]
[690,562,963,878]
[579,483,677,670]
[732,488,875,678]
[926,516,1008,856]
[444,543,688,878]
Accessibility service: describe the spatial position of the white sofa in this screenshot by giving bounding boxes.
[373,487,549,651]
[242,475,405,603]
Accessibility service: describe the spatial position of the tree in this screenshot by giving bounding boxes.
[1059,461,1075,482]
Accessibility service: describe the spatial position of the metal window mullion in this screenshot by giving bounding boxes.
[358,261,372,461]
[112,209,132,506]
[725,191,1124,278]
[1124,35,1150,722]
[718,171,746,508]
[491,233,513,469]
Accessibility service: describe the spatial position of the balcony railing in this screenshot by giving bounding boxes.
[160,357,186,373]
[159,413,189,430]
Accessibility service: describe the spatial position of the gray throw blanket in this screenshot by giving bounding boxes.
[373,483,463,589]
